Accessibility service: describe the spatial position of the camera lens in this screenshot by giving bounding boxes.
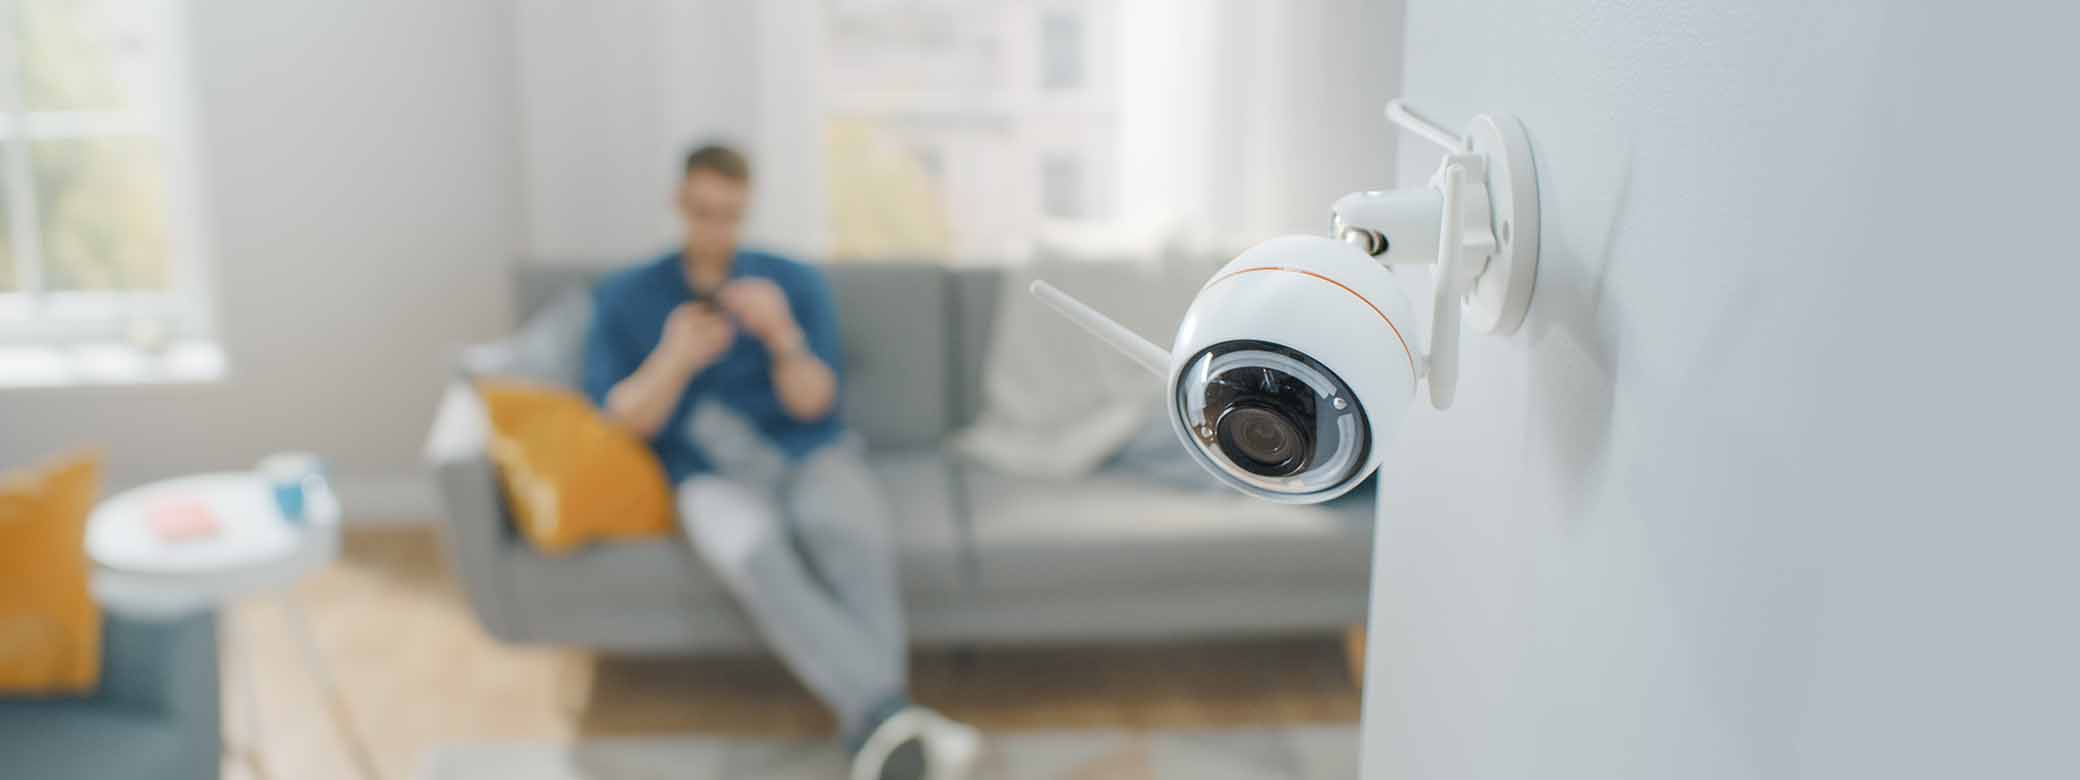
[1176,341,1369,498]
[1202,362,1318,478]
[1216,404,1312,476]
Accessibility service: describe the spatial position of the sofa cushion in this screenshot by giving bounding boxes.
[950,258,1191,480]
[515,266,598,322]
[958,465,1372,596]
[502,449,967,614]
[474,380,675,555]
[0,453,103,696]
[462,286,593,388]
[823,264,952,449]
[947,267,1002,429]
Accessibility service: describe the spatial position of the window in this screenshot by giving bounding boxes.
[1039,12,1083,91]
[911,144,944,184]
[1040,152,1083,220]
[0,0,206,359]
[821,1,1118,263]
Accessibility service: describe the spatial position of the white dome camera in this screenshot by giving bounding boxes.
[1031,101,1540,503]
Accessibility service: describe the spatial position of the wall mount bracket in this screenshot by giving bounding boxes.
[1329,99,1541,408]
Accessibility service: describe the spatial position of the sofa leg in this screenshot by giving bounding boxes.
[1343,626,1366,687]
[555,653,596,717]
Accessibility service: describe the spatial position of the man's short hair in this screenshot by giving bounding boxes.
[683,143,750,182]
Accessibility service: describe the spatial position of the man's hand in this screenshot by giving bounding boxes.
[717,278,800,348]
[602,303,733,438]
[659,302,736,372]
[719,277,835,421]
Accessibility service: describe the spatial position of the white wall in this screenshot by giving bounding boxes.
[0,0,518,518]
[1362,1,2077,777]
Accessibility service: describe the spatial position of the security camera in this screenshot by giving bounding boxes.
[1035,235,1413,502]
[1031,100,1540,504]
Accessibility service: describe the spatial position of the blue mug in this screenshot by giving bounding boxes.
[259,452,326,524]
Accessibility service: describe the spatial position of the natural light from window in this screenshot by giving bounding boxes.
[0,0,216,386]
[820,0,1120,264]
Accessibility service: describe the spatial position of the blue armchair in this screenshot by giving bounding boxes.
[0,611,221,780]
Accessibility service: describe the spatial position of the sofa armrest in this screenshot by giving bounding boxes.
[0,612,221,780]
[425,380,526,642]
[98,611,218,727]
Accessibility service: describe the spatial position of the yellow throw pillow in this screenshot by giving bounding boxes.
[0,453,103,695]
[474,380,675,555]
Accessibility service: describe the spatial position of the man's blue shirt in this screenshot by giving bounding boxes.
[582,250,845,483]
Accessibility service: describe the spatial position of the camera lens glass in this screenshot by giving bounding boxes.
[1202,363,1318,477]
[1175,341,1369,497]
[1216,404,1311,476]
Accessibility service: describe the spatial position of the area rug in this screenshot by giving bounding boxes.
[419,724,1357,779]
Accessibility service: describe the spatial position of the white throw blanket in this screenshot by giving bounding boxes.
[954,252,1214,479]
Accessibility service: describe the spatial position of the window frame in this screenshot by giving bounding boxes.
[0,0,213,349]
[1040,150,1085,220]
[1038,10,1084,91]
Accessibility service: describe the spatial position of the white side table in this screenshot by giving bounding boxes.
[87,472,374,780]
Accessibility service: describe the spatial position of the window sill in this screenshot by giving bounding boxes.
[0,340,227,389]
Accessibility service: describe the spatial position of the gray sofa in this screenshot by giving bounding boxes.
[0,612,220,780]
[427,264,1372,655]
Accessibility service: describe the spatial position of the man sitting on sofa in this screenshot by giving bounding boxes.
[582,143,979,780]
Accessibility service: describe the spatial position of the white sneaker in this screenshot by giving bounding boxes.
[917,709,981,780]
[850,708,928,780]
[848,707,982,780]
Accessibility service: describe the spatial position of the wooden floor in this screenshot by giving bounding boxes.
[220,527,1360,780]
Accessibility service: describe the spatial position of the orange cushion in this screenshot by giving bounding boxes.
[0,453,103,695]
[474,380,675,555]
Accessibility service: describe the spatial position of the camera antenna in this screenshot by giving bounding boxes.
[1029,280,1170,378]
[1385,99,1466,154]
